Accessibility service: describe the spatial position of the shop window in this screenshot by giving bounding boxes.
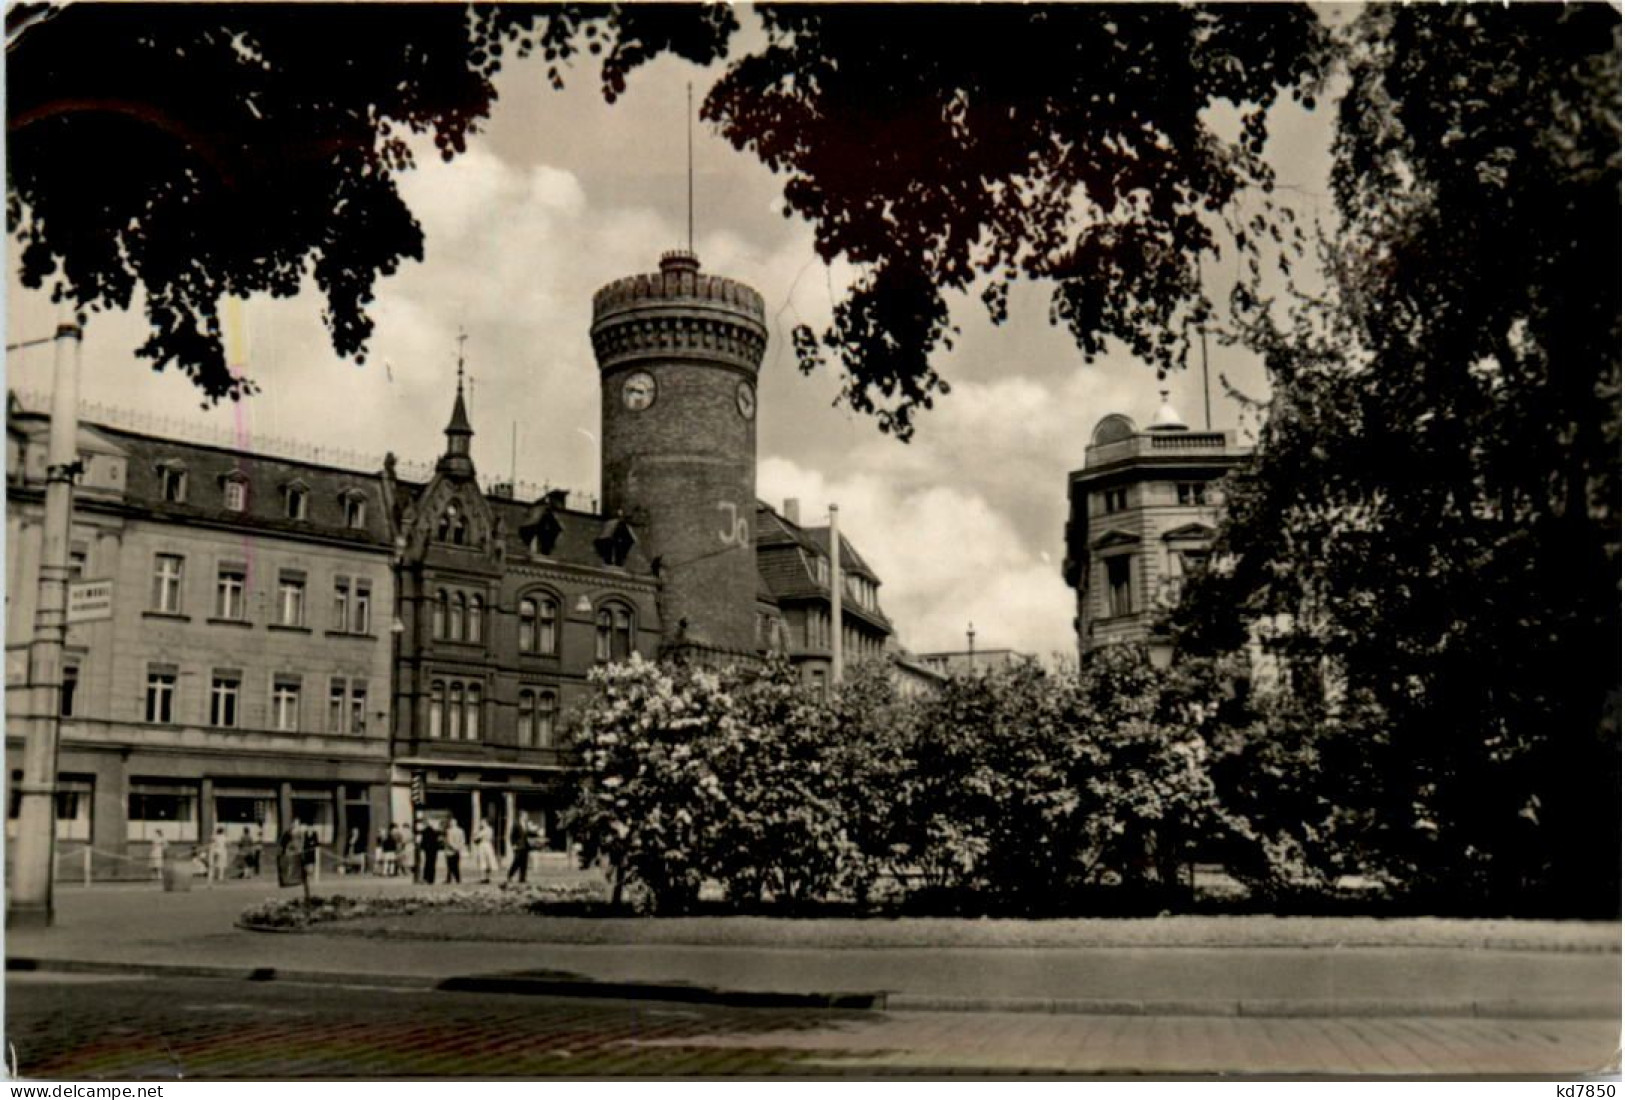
[127,780,198,842]
[290,788,334,844]
[213,787,277,844]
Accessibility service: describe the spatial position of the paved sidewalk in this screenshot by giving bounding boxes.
[8,881,1621,1019]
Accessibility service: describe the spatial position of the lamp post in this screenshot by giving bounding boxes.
[9,316,83,928]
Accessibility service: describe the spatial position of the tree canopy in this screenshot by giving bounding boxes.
[6,1,735,400]
[1182,3,1621,912]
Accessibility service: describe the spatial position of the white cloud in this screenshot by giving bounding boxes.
[759,455,1077,659]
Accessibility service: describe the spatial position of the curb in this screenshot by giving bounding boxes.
[9,957,1616,1020]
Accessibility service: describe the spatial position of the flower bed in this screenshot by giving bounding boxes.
[239,881,609,931]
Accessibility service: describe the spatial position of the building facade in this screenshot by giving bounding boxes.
[1062,397,1250,661]
[5,252,900,874]
[6,401,395,877]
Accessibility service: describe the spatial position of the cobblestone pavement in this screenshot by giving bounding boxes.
[7,973,1617,1079]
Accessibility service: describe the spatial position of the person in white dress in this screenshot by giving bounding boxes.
[472,819,499,884]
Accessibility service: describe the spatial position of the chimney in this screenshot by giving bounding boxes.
[783,498,800,524]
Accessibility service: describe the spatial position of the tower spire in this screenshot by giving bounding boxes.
[438,329,476,479]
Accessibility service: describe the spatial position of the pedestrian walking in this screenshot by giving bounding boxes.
[420,821,442,885]
[506,814,531,885]
[209,825,230,883]
[382,825,399,876]
[472,819,498,883]
[149,830,167,882]
[444,818,466,884]
[237,827,256,878]
[301,825,318,877]
[400,824,417,882]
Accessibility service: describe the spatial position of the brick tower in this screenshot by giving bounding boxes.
[590,250,768,656]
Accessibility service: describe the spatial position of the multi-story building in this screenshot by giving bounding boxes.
[6,250,901,872]
[755,498,891,692]
[1062,395,1250,661]
[384,379,662,853]
[6,399,396,877]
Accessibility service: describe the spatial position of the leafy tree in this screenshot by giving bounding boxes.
[824,658,916,905]
[6,2,734,399]
[1185,4,1621,914]
[705,3,1330,436]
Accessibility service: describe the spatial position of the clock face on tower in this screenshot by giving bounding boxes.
[736,381,756,420]
[622,371,656,411]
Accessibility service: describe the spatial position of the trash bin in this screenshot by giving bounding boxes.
[161,853,193,892]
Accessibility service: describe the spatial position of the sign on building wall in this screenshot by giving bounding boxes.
[66,580,113,623]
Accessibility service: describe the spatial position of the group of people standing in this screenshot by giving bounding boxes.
[148,824,272,882]
[368,814,545,885]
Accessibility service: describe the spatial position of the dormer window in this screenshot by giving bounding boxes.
[341,491,367,529]
[284,481,310,521]
[157,463,187,503]
[594,517,636,568]
[222,472,248,512]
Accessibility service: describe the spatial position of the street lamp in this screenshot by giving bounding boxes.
[9,316,83,927]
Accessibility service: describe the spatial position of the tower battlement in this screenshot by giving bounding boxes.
[590,252,767,375]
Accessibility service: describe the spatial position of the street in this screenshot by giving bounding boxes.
[6,971,1618,1079]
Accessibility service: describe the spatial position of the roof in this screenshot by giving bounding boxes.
[754,503,879,579]
[83,423,394,549]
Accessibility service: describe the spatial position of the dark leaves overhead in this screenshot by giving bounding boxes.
[7,2,734,401]
[704,3,1329,437]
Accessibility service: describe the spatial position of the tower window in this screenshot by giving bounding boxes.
[1103,488,1129,514]
[1176,482,1209,506]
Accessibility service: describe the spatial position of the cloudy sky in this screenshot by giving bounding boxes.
[5,12,1337,658]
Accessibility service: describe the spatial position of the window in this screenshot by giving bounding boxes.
[465,683,481,740]
[54,776,92,841]
[272,675,301,732]
[518,690,535,746]
[432,590,447,639]
[215,563,247,620]
[1103,488,1129,514]
[450,593,465,642]
[520,595,558,655]
[210,671,240,728]
[815,555,830,585]
[159,465,187,503]
[1106,556,1134,618]
[277,572,306,627]
[343,494,366,528]
[350,682,367,735]
[333,577,371,634]
[291,786,335,844]
[519,599,538,653]
[595,605,634,661]
[145,667,176,724]
[351,579,371,634]
[448,683,463,739]
[127,780,197,842]
[467,595,483,643]
[518,689,557,748]
[68,542,88,582]
[1176,482,1209,507]
[428,680,445,739]
[1169,547,1210,578]
[286,486,309,521]
[328,678,347,733]
[537,691,556,748]
[151,554,184,614]
[60,660,79,717]
[223,477,247,512]
[438,506,467,545]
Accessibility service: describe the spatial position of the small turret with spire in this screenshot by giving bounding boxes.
[437,329,477,481]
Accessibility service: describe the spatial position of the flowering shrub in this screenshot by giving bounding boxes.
[239,882,607,930]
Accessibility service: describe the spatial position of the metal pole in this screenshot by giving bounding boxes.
[829,504,842,684]
[9,316,82,928]
[1200,324,1213,432]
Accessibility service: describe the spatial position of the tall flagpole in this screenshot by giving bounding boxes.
[829,504,843,684]
[686,82,695,252]
[9,313,83,927]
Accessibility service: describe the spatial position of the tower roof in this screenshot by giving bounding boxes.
[1147,390,1189,433]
